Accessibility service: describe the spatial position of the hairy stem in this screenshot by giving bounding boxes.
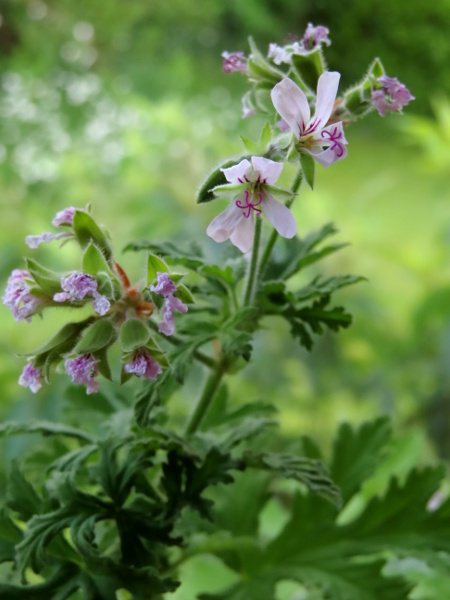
[259,170,303,272]
[243,216,263,306]
[184,357,227,435]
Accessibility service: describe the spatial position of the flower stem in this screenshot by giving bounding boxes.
[243,216,263,306]
[259,170,303,272]
[184,357,227,435]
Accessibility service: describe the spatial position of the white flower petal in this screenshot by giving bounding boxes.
[221,159,252,183]
[261,193,297,239]
[271,78,310,139]
[312,71,340,128]
[304,143,347,168]
[230,215,255,253]
[207,203,243,243]
[250,156,284,185]
[307,121,348,167]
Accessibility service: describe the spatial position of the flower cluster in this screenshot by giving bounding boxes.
[371,75,415,117]
[5,208,191,395]
[25,205,76,249]
[2,269,44,322]
[268,23,331,65]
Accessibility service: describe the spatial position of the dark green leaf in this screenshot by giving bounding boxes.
[197,160,238,204]
[73,319,117,354]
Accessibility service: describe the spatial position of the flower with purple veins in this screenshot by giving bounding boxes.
[52,206,76,227]
[65,354,99,394]
[207,156,297,253]
[124,349,162,381]
[3,269,43,322]
[271,73,348,168]
[53,271,110,316]
[222,51,248,74]
[371,75,414,117]
[19,362,43,393]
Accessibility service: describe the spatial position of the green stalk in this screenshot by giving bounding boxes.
[259,170,303,272]
[184,357,227,435]
[243,216,263,306]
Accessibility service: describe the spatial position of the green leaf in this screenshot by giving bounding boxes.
[124,240,205,271]
[0,565,78,599]
[243,451,341,506]
[26,319,94,357]
[73,319,117,354]
[147,253,169,283]
[82,243,113,277]
[0,420,95,443]
[25,258,62,296]
[299,152,315,189]
[330,418,392,504]
[175,284,195,304]
[7,463,43,519]
[119,318,152,353]
[73,210,112,260]
[197,160,238,204]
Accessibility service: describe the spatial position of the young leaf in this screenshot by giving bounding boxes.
[147,253,169,284]
[119,318,152,353]
[175,284,195,304]
[25,258,62,296]
[73,319,117,354]
[82,243,113,277]
[73,210,112,260]
[197,160,238,204]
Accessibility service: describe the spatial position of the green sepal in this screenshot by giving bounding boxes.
[94,347,112,380]
[265,184,295,201]
[212,182,245,196]
[73,319,117,354]
[73,210,112,261]
[196,159,239,204]
[25,258,61,296]
[119,318,152,353]
[147,253,169,284]
[82,243,113,277]
[168,273,184,284]
[248,37,285,84]
[146,347,170,368]
[291,48,326,91]
[368,57,385,81]
[175,284,194,304]
[300,152,316,189]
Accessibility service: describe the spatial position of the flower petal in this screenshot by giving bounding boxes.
[312,71,340,128]
[230,215,255,253]
[221,159,252,183]
[307,121,348,167]
[271,78,310,139]
[207,203,243,243]
[261,193,297,239]
[251,156,284,185]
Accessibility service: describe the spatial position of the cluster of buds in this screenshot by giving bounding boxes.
[3,207,191,394]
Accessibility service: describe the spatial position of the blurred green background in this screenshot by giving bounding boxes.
[1,0,450,479]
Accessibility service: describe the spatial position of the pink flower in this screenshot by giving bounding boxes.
[371,75,414,117]
[26,231,71,249]
[124,349,162,381]
[3,269,43,322]
[150,273,188,336]
[53,271,110,316]
[52,206,76,227]
[302,23,331,50]
[159,295,188,336]
[207,156,297,253]
[222,51,248,74]
[65,354,99,394]
[18,362,43,393]
[271,73,348,167]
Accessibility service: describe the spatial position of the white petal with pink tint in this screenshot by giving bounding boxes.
[312,72,340,128]
[207,203,243,243]
[222,159,252,183]
[251,156,284,185]
[271,79,310,139]
[230,214,255,253]
[261,194,297,238]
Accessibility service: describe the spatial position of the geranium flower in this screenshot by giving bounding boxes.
[150,272,188,336]
[53,271,110,316]
[65,353,99,394]
[271,73,348,167]
[19,362,43,393]
[3,269,43,322]
[371,75,414,117]
[207,156,297,253]
[124,349,162,381]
